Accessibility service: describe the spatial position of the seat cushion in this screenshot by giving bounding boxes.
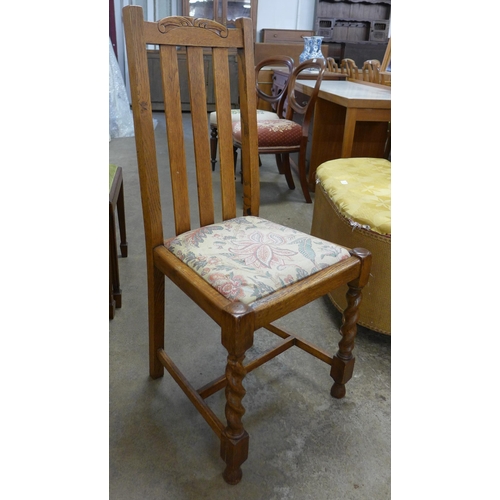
[316,158,391,235]
[165,216,350,305]
[209,109,280,126]
[233,119,302,150]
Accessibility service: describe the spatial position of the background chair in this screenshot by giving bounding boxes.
[233,57,326,203]
[326,56,339,73]
[340,58,359,79]
[109,164,128,319]
[209,55,294,170]
[123,6,371,485]
[362,59,381,83]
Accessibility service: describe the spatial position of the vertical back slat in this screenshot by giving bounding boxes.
[122,6,164,247]
[160,45,191,235]
[236,18,260,216]
[186,46,215,226]
[125,9,259,238]
[212,47,237,220]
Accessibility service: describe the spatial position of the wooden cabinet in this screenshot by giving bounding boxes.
[315,0,391,67]
[182,0,258,39]
[261,29,315,44]
[147,50,239,112]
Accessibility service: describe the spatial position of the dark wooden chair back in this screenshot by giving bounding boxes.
[283,58,326,138]
[255,56,294,118]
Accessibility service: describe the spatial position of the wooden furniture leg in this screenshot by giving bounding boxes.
[341,108,357,158]
[109,201,121,309]
[296,145,312,203]
[330,248,371,398]
[109,165,127,316]
[210,126,218,171]
[109,247,116,319]
[220,303,254,485]
[278,153,295,190]
[149,265,165,379]
[116,180,128,257]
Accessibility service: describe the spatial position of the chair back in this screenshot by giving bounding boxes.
[326,57,339,73]
[340,58,359,79]
[123,6,260,252]
[362,59,381,83]
[283,58,326,136]
[255,56,294,118]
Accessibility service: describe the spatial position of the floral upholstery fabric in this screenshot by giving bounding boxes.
[232,119,302,150]
[165,216,350,305]
[210,109,279,126]
[316,158,391,235]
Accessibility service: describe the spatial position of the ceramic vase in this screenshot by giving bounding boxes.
[299,36,325,64]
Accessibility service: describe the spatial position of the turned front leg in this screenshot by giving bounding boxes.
[330,283,362,398]
[220,303,254,485]
[330,248,371,399]
[220,352,249,485]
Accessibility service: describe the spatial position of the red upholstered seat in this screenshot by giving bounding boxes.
[233,119,303,151]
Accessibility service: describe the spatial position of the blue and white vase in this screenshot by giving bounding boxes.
[299,36,325,64]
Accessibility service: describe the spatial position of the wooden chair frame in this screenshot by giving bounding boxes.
[362,59,381,83]
[210,55,294,170]
[233,57,326,203]
[340,58,359,80]
[123,6,371,485]
[326,56,339,73]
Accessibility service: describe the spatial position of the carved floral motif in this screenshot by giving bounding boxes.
[158,16,228,38]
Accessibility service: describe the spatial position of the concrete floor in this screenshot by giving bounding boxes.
[109,112,391,499]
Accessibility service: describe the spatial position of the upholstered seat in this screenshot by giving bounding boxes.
[166,216,350,305]
[316,157,391,235]
[210,109,279,127]
[232,119,303,150]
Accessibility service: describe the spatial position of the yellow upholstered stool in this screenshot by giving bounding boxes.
[311,158,391,334]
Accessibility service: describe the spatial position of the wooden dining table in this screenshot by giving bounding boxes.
[294,79,391,190]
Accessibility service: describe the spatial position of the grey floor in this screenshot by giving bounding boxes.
[109,112,391,500]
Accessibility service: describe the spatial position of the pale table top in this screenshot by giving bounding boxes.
[295,80,391,109]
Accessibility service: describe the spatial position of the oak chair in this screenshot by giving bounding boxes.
[362,59,381,83]
[340,58,360,79]
[123,5,371,485]
[326,56,339,73]
[233,57,326,203]
[209,55,294,170]
[109,164,128,319]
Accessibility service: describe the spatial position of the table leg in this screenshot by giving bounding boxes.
[341,108,358,158]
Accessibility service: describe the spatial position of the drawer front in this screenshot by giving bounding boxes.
[261,29,315,44]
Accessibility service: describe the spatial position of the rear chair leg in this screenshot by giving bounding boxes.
[149,266,165,379]
[210,126,218,171]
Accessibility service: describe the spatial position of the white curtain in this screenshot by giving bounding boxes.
[109,39,135,139]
